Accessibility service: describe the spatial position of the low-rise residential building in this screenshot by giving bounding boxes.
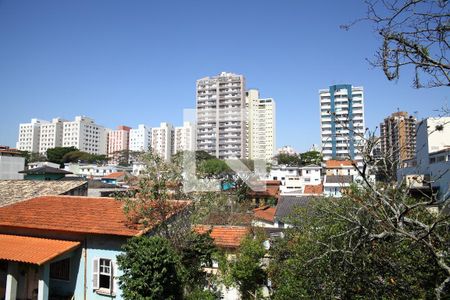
[63,163,131,179]
[19,165,73,180]
[0,195,190,300]
[323,175,353,197]
[274,196,314,228]
[0,147,25,180]
[299,164,322,186]
[325,159,358,177]
[397,117,450,201]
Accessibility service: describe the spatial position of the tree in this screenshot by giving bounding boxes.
[61,150,108,164]
[273,153,302,166]
[46,146,78,164]
[117,236,183,300]
[198,158,231,177]
[228,234,267,300]
[299,150,322,165]
[344,0,449,88]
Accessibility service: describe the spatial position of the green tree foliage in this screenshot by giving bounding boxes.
[269,193,449,299]
[274,153,302,166]
[198,158,231,177]
[46,146,78,164]
[117,236,183,300]
[299,150,322,165]
[19,151,47,164]
[229,234,267,300]
[61,150,108,164]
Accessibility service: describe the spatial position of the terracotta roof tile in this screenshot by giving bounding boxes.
[253,206,276,222]
[0,195,190,237]
[194,225,249,248]
[103,172,127,179]
[303,184,323,195]
[326,160,355,168]
[0,234,80,265]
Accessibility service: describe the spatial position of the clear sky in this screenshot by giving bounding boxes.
[0,0,448,152]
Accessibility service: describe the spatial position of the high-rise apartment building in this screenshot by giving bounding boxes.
[380,111,416,163]
[108,125,131,163]
[246,89,276,161]
[62,116,108,155]
[129,124,152,152]
[16,119,48,153]
[173,122,196,154]
[196,72,246,159]
[151,122,174,160]
[319,84,365,165]
[39,118,66,154]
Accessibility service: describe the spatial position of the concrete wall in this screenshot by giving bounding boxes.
[0,156,24,179]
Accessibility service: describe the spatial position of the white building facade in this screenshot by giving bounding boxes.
[16,119,48,153]
[196,72,246,159]
[319,85,365,165]
[246,89,276,161]
[129,124,152,152]
[0,147,25,180]
[62,116,108,155]
[173,122,196,154]
[39,118,66,154]
[151,122,174,160]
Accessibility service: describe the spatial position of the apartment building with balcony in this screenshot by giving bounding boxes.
[39,118,66,154]
[151,122,174,160]
[319,84,365,166]
[129,124,152,152]
[196,72,246,159]
[246,89,276,161]
[108,125,131,163]
[380,111,416,163]
[16,118,48,153]
[62,116,108,155]
[173,121,196,154]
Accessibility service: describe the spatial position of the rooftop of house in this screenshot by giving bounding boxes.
[0,180,87,207]
[0,234,80,265]
[303,184,324,195]
[0,195,191,237]
[253,206,276,223]
[275,196,314,220]
[324,175,353,184]
[102,172,128,179]
[326,160,355,168]
[194,225,250,248]
[19,165,72,175]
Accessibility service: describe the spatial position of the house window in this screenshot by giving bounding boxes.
[93,258,114,294]
[50,258,70,281]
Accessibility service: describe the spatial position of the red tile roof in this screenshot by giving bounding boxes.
[0,195,190,237]
[103,172,127,179]
[194,225,249,248]
[303,184,323,195]
[326,160,355,168]
[253,206,276,223]
[0,234,80,265]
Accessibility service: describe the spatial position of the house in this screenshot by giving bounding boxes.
[101,172,129,185]
[325,159,358,177]
[274,196,314,228]
[19,166,73,181]
[0,147,24,180]
[252,206,277,228]
[63,163,132,179]
[299,164,322,186]
[0,195,190,300]
[248,180,280,205]
[323,175,353,197]
[303,184,324,196]
[0,180,88,207]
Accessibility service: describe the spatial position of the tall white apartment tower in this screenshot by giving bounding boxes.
[129,124,152,152]
[319,85,365,165]
[151,122,174,160]
[246,89,276,161]
[62,116,108,155]
[39,118,66,154]
[16,119,49,153]
[174,122,196,154]
[196,72,246,159]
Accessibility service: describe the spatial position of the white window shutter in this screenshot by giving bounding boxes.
[112,260,118,293]
[92,258,100,290]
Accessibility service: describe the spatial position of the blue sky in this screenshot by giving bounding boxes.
[0,0,448,152]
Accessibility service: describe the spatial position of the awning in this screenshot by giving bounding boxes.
[0,234,80,265]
